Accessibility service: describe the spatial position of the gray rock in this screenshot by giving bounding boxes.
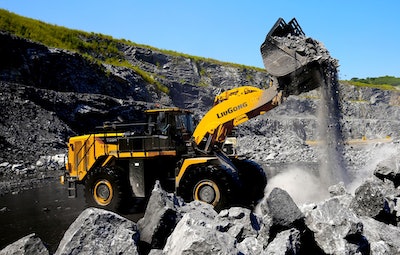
[215,207,260,241]
[162,211,238,255]
[148,249,164,255]
[350,176,399,224]
[344,222,370,255]
[0,162,10,168]
[304,195,360,254]
[236,236,263,255]
[262,228,301,255]
[137,181,185,249]
[55,207,139,255]
[328,181,348,197]
[374,157,400,187]
[0,233,49,255]
[361,216,400,254]
[256,214,273,250]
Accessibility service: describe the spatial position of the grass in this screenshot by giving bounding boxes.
[0,8,264,94]
[341,75,400,91]
[340,80,399,91]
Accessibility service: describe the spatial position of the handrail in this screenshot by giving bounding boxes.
[75,134,97,171]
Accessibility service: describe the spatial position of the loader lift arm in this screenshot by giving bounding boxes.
[192,17,324,154]
[192,83,282,153]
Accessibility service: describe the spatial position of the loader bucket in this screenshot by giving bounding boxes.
[261,18,327,96]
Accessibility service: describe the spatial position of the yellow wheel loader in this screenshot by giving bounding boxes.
[61,18,326,212]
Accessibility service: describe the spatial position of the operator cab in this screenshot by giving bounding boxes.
[145,108,195,154]
[145,108,194,136]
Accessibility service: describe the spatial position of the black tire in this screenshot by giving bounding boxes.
[178,164,239,211]
[84,166,132,213]
[234,159,267,207]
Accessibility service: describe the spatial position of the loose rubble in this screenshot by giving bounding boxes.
[2,153,400,254]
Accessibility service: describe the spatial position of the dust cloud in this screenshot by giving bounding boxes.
[346,142,399,194]
[264,167,330,205]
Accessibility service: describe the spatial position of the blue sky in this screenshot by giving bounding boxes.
[1,1,399,79]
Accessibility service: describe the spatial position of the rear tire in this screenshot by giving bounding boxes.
[179,164,239,211]
[84,166,132,213]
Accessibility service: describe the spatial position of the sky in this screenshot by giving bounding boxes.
[0,1,399,79]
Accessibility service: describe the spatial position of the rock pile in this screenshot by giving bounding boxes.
[2,155,399,254]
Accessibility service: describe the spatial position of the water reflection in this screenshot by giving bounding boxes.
[0,179,143,253]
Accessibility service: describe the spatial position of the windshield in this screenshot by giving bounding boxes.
[176,113,195,134]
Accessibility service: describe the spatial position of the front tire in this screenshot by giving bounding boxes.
[179,164,239,211]
[84,166,132,213]
[234,159,267,207]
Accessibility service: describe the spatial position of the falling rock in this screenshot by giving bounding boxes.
[303,195,361,254]
[361,216,400,254]
[162,210,238,255]
[0,233,49,255]
[55,207,139,255]
[262,228,301,255]
[263,187,304,233]
[374,156,400,187]
[137,181,185,249]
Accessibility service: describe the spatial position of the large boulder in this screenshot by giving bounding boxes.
[55,207,139,255]
[262,228,301,255]
[350,176,400,225]
[137,181,219,252]
[0,233,49,255]
[259,187,304,235]
[162,210,238,255]
[303,195,365,254]
[361,216,400,254]
[137,181,186,249]
[374,156,400,187]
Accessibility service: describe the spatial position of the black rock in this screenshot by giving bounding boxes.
[265,187,304,235]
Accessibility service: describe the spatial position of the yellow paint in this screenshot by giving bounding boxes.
[66,132,177,181]
[175,157,215,187]
[192,85,280,145]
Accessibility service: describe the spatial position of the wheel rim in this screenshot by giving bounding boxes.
[93,179,113,206]
[194,180,220,206]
